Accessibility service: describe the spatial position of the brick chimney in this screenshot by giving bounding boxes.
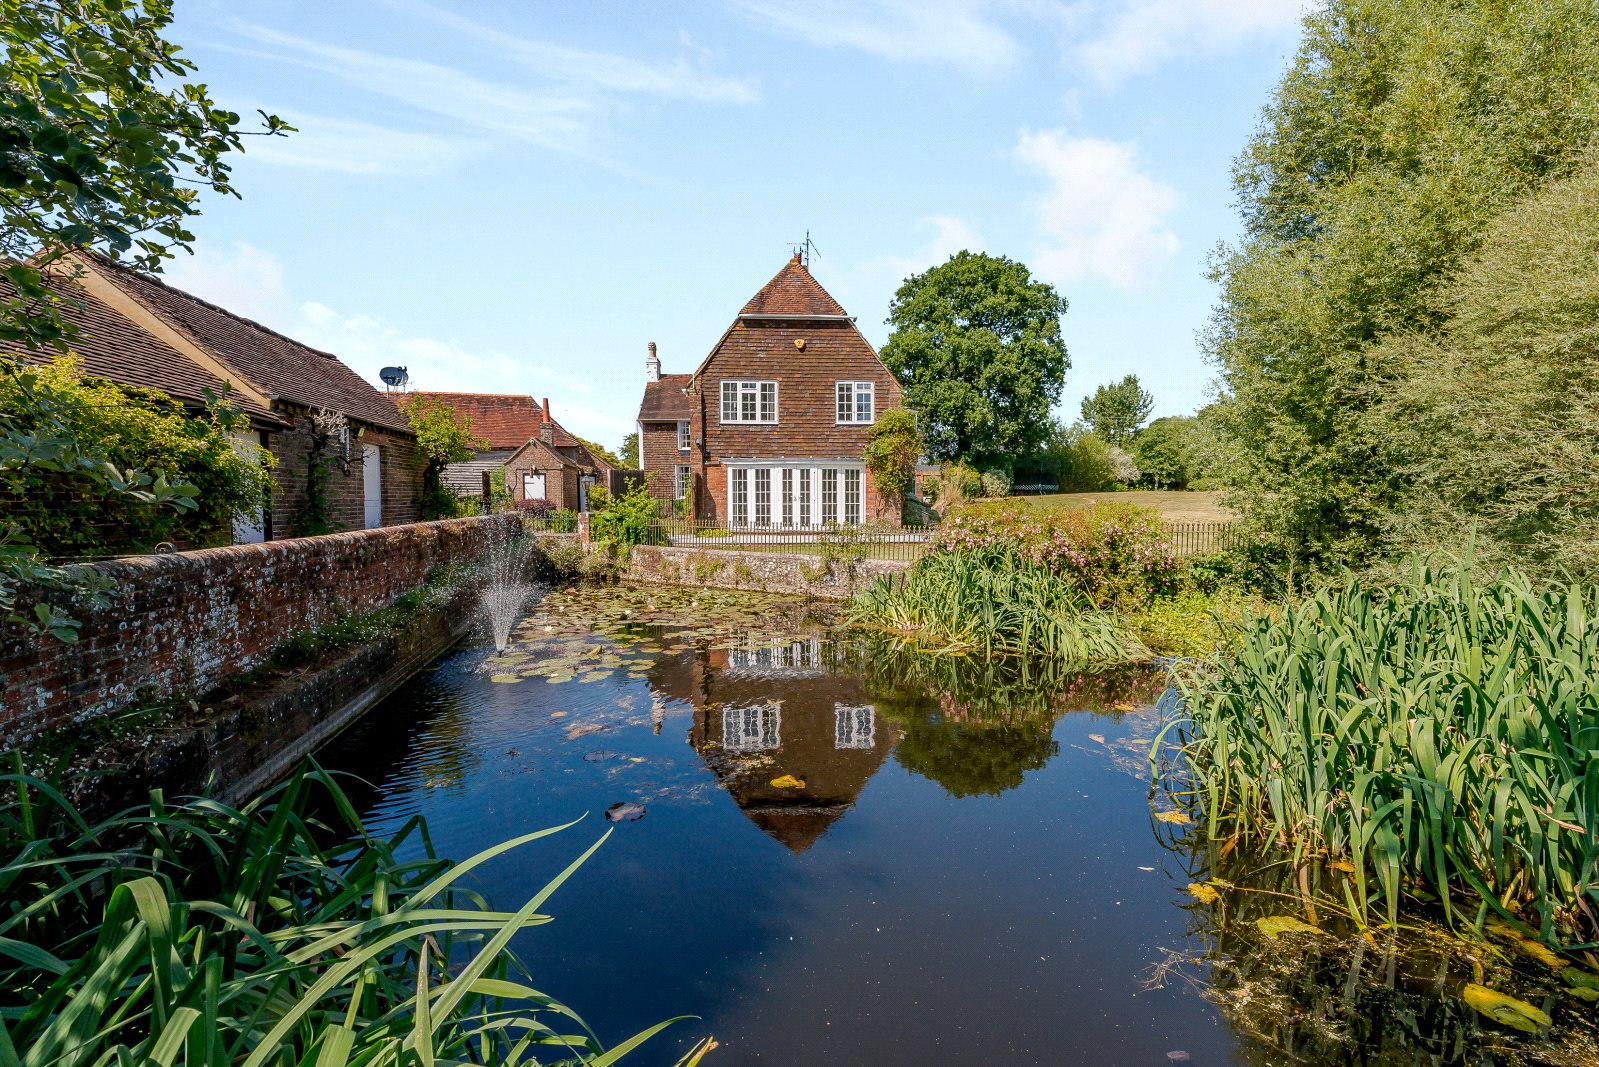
[646,340,660,383]
[540,397,554,446]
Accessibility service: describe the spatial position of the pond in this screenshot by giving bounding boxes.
[315,585,1595,1066]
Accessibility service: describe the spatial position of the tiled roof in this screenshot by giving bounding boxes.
[740,255,848,318]
[0,268,282,425]
[402,391,586,451]
[88,254,412,434]
[638,374,691,421]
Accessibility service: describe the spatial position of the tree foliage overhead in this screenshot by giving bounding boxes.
[882,251,1069,470]
[1078,375,1152,447]
[1207,0,1599,570]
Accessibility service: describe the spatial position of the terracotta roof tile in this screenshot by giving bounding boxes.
[89,254,412,434]
[638,374,691,420]
[402,391,590,452]
[0,269,282,425]
[740,256,848,318]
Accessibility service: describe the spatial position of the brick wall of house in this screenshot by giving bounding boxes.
[641,420,687,500]
[265,408,423,537]
[683,318,903,525]
[506,454,574,510]
[0,514,518,742]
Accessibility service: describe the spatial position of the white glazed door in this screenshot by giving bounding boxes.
[229,430,266,543]
[362,444,382,529]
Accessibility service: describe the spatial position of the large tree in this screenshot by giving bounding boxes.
[1207,0,1599,571]
[2,0,289,636]
[881,251,1068,470]
[1078,375,1152,447]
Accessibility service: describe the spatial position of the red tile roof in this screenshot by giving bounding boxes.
[0,268,283,426]
[88,254,413,434]
[402,391,589,452]
[639,374,691,421]
[740,255,848,318]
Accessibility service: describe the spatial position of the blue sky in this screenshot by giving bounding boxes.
[164,0,1306,453]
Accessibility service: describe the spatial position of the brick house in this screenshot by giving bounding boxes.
[2,251,425,541]
[635,255,904,526]
[402,392,614,511]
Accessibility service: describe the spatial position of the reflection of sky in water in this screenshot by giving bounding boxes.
[316,599,1585,1067]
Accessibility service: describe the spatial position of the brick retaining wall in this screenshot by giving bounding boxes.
[628,544,909,600]
[1,514,519,741]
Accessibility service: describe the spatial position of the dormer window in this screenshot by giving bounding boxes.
[836,381,874,424]
[721,380,777,424]
[677,419,690,451]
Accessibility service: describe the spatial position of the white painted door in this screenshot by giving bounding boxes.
[229,430,266,543]
[363,444,382,528]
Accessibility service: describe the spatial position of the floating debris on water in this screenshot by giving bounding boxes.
[605,801,647,823]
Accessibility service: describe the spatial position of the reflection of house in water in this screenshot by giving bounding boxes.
[648,633,899,852]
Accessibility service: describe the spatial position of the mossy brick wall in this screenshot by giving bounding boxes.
[628,544,908,600]
[0,514,518,742]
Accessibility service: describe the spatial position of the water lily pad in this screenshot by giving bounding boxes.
[1256,915,1320,938]
[489,674,521,684]
[1186,882,1221,905]
[1462,983,1550,1033]
[770,775,806,789]
[567,724,605,740]
[1154,809,1193,825]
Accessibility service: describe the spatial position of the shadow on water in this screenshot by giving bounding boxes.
[313,585,1593,1066]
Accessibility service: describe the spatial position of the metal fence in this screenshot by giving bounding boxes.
[1163,521,1239,556]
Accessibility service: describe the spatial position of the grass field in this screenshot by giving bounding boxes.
[1014,490,1234,524]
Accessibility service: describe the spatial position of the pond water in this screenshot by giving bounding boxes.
[316,586,1594,1067]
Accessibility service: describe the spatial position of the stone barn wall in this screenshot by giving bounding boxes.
[0,514,519,742]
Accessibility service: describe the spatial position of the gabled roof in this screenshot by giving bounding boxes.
[740,255,848,318]
[0,265,283,426]
[83,253,412,434]
[639,374,691,421]
[402,392,588,452]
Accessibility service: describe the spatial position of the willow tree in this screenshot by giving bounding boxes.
[1206,0,1599,571]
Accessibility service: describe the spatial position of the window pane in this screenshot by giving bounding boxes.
[731,468,748,526]
[740,383,757,421]
[754,468,771,525]
[844,468,862,524]
[856,383,873,423]
[678,420,690,450]
[721,382,737,422]
[821,468,838,524]
[836,382,852,422]
[760,382,777,422]
[798,467,812,526]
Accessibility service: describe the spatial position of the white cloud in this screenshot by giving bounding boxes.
[729,0,1021,75]
[852,216,984,291]
[240,112,480,176]
[1014,128,1179,289]
[160,243,630,440]
[1067,0,1306,86]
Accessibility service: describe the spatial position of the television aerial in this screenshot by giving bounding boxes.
[379,366,409,391]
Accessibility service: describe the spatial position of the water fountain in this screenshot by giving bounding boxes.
[481,525,538,652]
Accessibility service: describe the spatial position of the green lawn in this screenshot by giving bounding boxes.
[1013,490,1234,524]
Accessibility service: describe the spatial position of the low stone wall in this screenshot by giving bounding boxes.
[627,545,910,600]
[1,514,519,742]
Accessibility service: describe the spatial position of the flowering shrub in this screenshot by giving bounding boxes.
[929,500,1180,610]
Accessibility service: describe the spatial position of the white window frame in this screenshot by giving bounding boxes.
[523,471,546,501]
[835,381,875,424]
[726,463,866,529]
[674,464,690,501]
[835,704,876,749]
[722,704,781,751]
[677,420,691,451]
[720,379,778,424]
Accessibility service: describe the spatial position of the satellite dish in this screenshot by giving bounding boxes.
[379,366,409,390]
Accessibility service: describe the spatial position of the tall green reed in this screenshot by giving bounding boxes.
[1159,559,1599,947]
[0,761,712,1066]
[847,546,1149,666]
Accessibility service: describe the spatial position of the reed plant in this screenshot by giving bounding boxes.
[1160,559,1599,947]
[848,546,1149,665]
[0,761,710,1066]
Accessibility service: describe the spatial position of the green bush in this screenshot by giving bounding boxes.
[589,480,661,551]
[980,468,1012,498]
[0,357,273,555]
[1045,423,1117,492]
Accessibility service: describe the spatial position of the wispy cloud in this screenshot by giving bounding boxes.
[1014,128,1179,289]
[1066,0,1306,86]
[729,0,1022,75]
[240,111,480,175]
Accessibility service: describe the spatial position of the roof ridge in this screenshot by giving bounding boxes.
[87,251,347,362]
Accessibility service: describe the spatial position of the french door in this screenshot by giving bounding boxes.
[728,465,862,527]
